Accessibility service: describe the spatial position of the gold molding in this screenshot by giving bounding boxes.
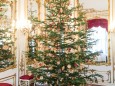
[0,74,16,86]
[45,0,49,3]
[0,65,16,72]
[88,70,111,83]
[36,0,41,21]
[0,0,17,72]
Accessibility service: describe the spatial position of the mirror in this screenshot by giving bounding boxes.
[79,0,110,65]
[27,0,51,64]
[0,0,16,72]
[27,0,40,64]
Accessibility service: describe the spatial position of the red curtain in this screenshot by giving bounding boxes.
[87,19,108,32]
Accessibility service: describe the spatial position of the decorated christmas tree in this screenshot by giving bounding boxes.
[0,1,14,69]
[28,0,101,85]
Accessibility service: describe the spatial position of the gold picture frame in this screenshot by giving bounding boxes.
[0,0,16,72]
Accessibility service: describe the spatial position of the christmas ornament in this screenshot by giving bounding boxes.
[67,48,71,52]
[51,74,57,77]
[69,69,74,73]
[50,4,54,8]
[2,45,9,50]
[60,8,63,13]
[57,61,60,65]
[40,76,43,80]
[74,63,78,67]
[67,1,70,6]
[0,7,3,11]
[80,63,84,69]
[67,64,71,69]
[62,66,65,70]
[49,66,53,70]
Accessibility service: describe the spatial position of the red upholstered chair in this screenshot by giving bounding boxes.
[0,83,12,86]
[19,75,34,86]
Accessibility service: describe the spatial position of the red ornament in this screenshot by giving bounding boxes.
[74,63,78,67]
[49,24,52,27]
[52,13,54,16]
[67,48,71,52]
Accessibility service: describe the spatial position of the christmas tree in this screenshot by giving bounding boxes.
[28,0,101,85]
[0,1,14,69]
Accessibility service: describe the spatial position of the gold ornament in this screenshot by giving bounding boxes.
[60,8,63,13]
[0,7,3,12]
[50,4,54,8]
[57,61,60,65]
[0,0,6,3]
[51,74,57,77]
[45,0,49,3]
[69,69,74,73]
[62,66,65,70]
[49,66,53,70]
[80,63,84,69]
[3,45,9,50]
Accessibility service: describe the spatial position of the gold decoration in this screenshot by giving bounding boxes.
[2,45,9,50]
[80,63,84,69]
[49,66,53,70]
[0,0,16,72]
[45,0,49,3]
[36,0,40,4]
[26,57,35,65]
[57,61,60,65]
[51,74,57,77]
[60,8,63,13]
[69,69,74,73]
[0,65,16,72]
[62,66,65,71]
[0,0,7,2]
[0,7,3,12]
[0,74,16,86]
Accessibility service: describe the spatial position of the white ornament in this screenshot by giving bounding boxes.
[67,64,71,69]
[40,76,43,80]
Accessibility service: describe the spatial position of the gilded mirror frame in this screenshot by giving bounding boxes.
[78,0,110,65]
[26,0,41,65]
[27,0,52,65]
[0,0,16,72]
